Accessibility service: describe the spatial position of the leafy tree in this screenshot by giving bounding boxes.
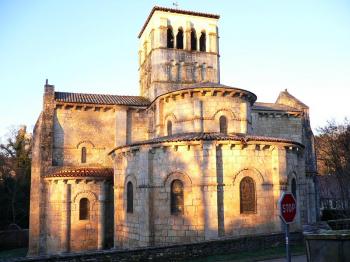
[0,126,32,229]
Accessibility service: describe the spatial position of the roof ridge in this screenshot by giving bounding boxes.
[54,91,150,106]
[138,6,220,38]
[55,91,147,98]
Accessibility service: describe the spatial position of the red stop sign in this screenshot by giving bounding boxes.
[279,192,297,224]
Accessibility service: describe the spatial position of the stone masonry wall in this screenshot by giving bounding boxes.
[251,111,303,143]
[43,178,113,254]
[16,232,304,262]
[53,107,116,167]
[155,91,250,136]
[114,140,305,249]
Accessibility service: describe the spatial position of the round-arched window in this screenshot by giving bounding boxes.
[171,180,184,215]
[219,115,228,134]
[240,177,256,214]
[127,181,133,213]
[79,198,90,220]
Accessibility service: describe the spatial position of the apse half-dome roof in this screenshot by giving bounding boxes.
[154,82,257,104]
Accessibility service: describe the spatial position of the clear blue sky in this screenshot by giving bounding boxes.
[0,0,349,141]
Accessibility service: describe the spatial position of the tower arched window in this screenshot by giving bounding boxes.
[200,32,206,52]
[81,147,87,163]
[219,115,228,134]
[167,27,174,48]
[79,198,90,220]
[176,28,184,49]
[167,120,172,136]
[171,180,184,215]
[291,178,297,200]
[191,29,197,51]
[240,177,256,214]
[127,181,133,213]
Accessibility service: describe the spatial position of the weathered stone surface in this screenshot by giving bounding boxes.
[28,7,318,256]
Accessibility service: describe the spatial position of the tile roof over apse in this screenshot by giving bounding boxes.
[111,132,305,152]
[55,92,150,106]
[138,6,220,38]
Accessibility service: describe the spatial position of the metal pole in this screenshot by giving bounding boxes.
[285,222,291,262]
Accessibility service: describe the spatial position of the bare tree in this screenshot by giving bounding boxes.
[316,119,350,216]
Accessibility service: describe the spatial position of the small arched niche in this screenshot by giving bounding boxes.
[190,28,197,51]
[167,27,174,48]
[176,28,184,49]
[167,120,173,136]
[199,31,206,52]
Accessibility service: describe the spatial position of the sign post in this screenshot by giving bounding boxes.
[279,192,297,262]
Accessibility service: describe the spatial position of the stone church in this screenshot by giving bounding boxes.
[28,6,318,255]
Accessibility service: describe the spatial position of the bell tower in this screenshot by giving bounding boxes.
[138,6,220,101]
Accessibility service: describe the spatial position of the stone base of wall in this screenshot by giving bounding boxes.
[18,232,303,262]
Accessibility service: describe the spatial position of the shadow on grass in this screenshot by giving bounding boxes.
[185,244,305,262]
[0,248,27,259]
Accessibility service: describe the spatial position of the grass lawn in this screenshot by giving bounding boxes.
[0,248,28,259]
[187,244,306,262]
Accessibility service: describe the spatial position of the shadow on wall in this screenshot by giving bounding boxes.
[52,114,64,166]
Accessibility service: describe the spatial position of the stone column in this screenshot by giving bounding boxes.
[137,147,154,247]
[240,102,248,134]
[271,146,287,231]
[60,180,71,253]
[98,181,106,250]
[158,18,168,48]
[216,145,225,237]
[193,99,203,132]
[115,108,127,147]
[202,142,219,240]
[185,23,191,50]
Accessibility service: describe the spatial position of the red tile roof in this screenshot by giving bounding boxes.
[110,132,304,153]
[139,6,220,38]
[45,167,113,178]
[253,102,301,112]
[55,92,150,106]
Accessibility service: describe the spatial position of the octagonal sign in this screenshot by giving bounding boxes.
[279,192,297,224]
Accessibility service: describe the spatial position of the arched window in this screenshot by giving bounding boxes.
[167,120,172,136]
[127,181,133,213]
[79,198,90,220]
[219,115,228,134]
[167,28,174,48]
[240,177,256,214]
[291,178,297,200]
[191,29,197,51]
[81,147,87,163]
[176,28,184,49]
[171,180,184,215]
[200,32,206,52]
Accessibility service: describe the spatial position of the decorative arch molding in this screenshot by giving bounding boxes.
[125,174,138,188]
[164,171,192,189]
[280,171,298,186]
[287,171,298,183]
[213,108,237,120]
[232,168,265,186]
[73,190,97,203]
[76,140,95,149]
[164,113,177,123]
